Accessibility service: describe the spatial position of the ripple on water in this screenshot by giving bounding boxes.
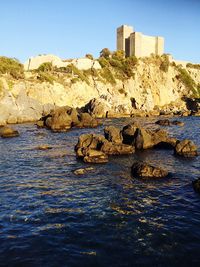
[0,117,200,266]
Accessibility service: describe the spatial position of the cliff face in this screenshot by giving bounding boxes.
[0,58,200,125]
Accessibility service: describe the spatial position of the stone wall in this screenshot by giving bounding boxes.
[24,55,101,71]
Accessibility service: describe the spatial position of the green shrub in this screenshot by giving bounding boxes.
[176,67,195,90]
[0,80,3,93]
[100,48,111,58]
[71,77,80,84]
[109,58,123,68]
[0,56,24,79]
[8,80,14,90]
[37,62,53,72]
[118,88,126,94]
[37,72,55,84]
[100,67,116,85]
[112,50,125,61]
[160,54,170,72]
[85,54,94,60]
[176,66,200,97]
[186,63,200,70]
[68,64,90,85]
[98,57,110,68]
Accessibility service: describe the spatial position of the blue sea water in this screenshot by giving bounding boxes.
[0,116,199,267]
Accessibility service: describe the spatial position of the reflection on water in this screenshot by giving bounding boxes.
[0,116,200,266]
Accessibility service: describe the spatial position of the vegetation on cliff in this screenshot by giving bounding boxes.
[175,66,200,98]
[0,51,200,100]
[0,56,24,79]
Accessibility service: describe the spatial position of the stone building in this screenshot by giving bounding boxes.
[117,25,164,57]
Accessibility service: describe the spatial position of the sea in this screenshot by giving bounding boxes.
[0,116,199,267]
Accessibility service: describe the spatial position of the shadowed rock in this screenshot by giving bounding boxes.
[155,119,171,126]
[83,150,108,163]
[174,139,198,157]
[121,123,176,149]
[38,106,99,132]
[131,162,168,178]
[104,126,122,144]
[156,119,184,127]
[192,178,200,193]
[0,126,19,138]
[75,133,134,163]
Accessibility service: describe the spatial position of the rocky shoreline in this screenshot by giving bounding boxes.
[1,110,199,193]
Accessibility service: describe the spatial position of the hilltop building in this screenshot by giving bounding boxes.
[117,25,164,57]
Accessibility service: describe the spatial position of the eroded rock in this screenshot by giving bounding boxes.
[104,126,122,144]
[0,126,19,138]
[73,167,94,175]
[131,162,168,178]
[75,133,134,163]
[38,106,99,132]
[155,119,184,127]
[174,139,198,157]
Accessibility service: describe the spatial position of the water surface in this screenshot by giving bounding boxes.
[0,116,200,267]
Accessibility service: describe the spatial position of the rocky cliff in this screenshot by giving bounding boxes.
[0,55,200,125]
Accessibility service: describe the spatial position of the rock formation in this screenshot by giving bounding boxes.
[37,106,99,132]
[0,54,200,125]
[131,162,168,178]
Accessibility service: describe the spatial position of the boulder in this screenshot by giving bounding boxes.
[131,162,168,178]
[49,107,72,132]
[83,149,108,163]
[104,126,122,144]
[192,178,200,193]
[101,142,134,155]
[75,134,106,158]
[38,106,93,132]
[78,112,98,128]
[83,98,111,118]
[155,119,171,126]
[75,133,135,163]
[122,123,173,150]
[73,167,94,175]
[0,126,19,138]
[174,139,198,157]
[122,122,138,145]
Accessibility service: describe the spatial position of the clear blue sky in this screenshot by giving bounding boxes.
[0,0,199,63]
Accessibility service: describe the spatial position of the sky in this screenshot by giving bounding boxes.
[0,0,199,63]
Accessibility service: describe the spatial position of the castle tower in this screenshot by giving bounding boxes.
[117,25,133,56]
[130,32,142,57]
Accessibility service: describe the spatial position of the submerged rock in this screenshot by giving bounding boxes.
[36,145,52,150]
[122,122,138,145]
[192,178,200,193]
[84,149,108,163]
[73,167,94,175]
[0,126,19,138]
[155,119,171,126]
[174,139,198,157]
[131,162,168,178]
[171,120,184,126]
[75,133,134,163]
[155,119,184,127]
